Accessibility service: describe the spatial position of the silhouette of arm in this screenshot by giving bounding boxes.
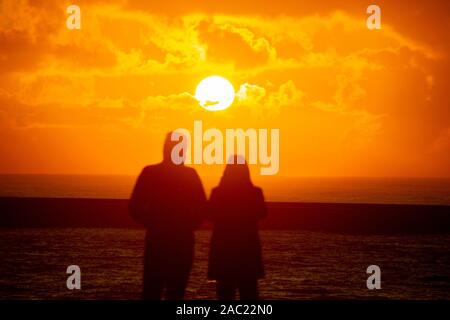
[129,168,150,226]
[207,188,222,223]
[188,170,207,229]
[255,187,267,220]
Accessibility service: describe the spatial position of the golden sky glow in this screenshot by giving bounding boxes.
[0,0,449,177]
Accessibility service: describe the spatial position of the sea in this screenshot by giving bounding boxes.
[0,175,449,299]
[1,174,450,205]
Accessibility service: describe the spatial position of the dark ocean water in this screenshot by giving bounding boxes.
[0,229,449,300]
[0,175,449,299]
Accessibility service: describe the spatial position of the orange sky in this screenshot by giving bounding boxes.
[0,0,449,177]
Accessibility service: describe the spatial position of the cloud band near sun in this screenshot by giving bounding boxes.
[0,0,449,176]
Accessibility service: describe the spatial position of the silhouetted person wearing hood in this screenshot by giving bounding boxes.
[208,155,267,300]
[129,132,206,300]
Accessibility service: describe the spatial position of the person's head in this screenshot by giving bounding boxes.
[219,155,253,187]
[163,131,187,165]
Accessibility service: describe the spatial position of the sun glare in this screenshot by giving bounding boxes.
[195,75,235,111]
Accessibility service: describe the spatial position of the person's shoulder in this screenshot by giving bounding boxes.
[182,166,200,177]
[211,186,220,194]
[252,186,264,196]
[252,185,263,192]
[209,186,221,200]
[140,163,162,174]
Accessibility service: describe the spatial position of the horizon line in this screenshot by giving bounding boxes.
[0,173,450,179]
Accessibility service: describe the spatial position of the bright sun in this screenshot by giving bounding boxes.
[195,75,235,111]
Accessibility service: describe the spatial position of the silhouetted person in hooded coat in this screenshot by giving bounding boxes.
[129,132,206,300]
[208,155,267,300]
